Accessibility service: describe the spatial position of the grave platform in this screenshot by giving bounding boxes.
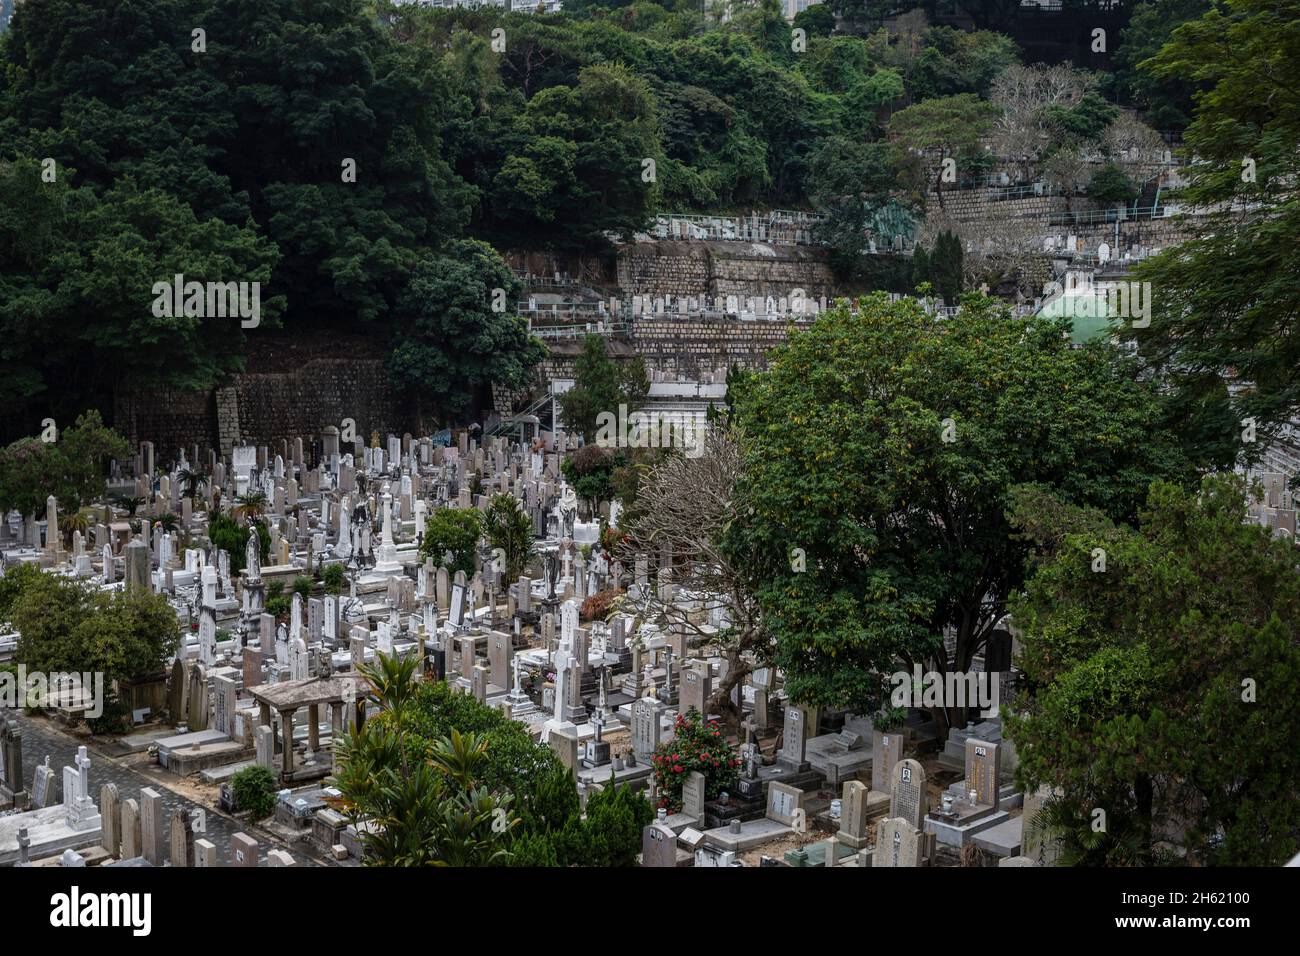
[924,808,1011,848]
[702,793,765,829]
[700,817,793,853]
[0,804,103,866]
[972,815,1023,858]
[576,760,652,791]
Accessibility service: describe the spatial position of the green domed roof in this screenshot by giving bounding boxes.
[1036,291,1113,344]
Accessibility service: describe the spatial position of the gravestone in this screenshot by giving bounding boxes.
[212,674,237,737]
[766,781,802,827]
[641,821,678,867]
[169,806,194,867]
[776,704,810,771]
[488,631,512,689]
[140,788,165,865]
[121,798,142,859]
[870,729,904,794]
[891,758,928,830]
[31,755,55,808]
[682,771,706,820]
[632,697,662,760]
[965,738,1000,807]
[255,725,275,771]
[680,664,711,717]
[0,715,26,809]
[837,780,870,850]
[100,783,121,856]
[62,746,100,831]
[875,817,922,868]
[167,659,185,723]
[1021,786,1059,865]
[231,832,259,867]
[195,839,219,868]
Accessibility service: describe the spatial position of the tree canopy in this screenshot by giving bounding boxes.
[1007,475,1300,866]
[723,295,1192,728]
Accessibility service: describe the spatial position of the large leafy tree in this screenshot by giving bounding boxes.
[388,239,544,420]
[12,573,180,688]
[807,136,918,277]
[482,493,537,584]
[889,93,996,210]
[1123,0,1300,470]
[0,410,128,517]
[557,334,649,444]
[1110,0,1213,130]
[723,295,1192,729]
[420,506,483,578]
[334,654,518,866]
[1007,476,1300,866]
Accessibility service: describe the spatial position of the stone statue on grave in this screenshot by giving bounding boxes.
[543,551,559,600]
[314,647,334,680]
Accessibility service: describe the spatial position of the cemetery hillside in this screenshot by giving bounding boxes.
[0,0,1297,929]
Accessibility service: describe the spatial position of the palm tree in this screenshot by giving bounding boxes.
[176,467,208,501]
[113,495,145,517]
[58,508,95,544]
[358,651,420,774]
[232,491,268,523]
[334,652,518,866]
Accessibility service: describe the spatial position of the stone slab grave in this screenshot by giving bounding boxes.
[0,749,103,865]
[786,837,853,867]
[805,714,874,786]
[155,728,246,775]
[924,737,1010,848]
[971,815,1023,858]
[700,779,798,853]
[757,703,823,793]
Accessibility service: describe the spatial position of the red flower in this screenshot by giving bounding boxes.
[673,764,683,773]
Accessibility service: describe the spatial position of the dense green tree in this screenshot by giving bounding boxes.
[387,239,544,419]
[1007,475,1300,866]
[569,777,654,867]
[337,672,646,866]
[482,493,537,583]
[231,765,278,821]
[907,26,1020,101]
[807,137,917,276]
[1112,0,1212,129]
[209,514,269,575]
[557,334,649,443]
[1087,163,1138,205]
[1122,0,1300,470]
[0,410,128,516]
[723,295,1192,729]
[889,94,996,210]
[12,574,180,691]
[421,507,482,577]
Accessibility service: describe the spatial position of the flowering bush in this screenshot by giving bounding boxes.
[650,710,740,813]
[601,525,628,552]
[580,587,622,622]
